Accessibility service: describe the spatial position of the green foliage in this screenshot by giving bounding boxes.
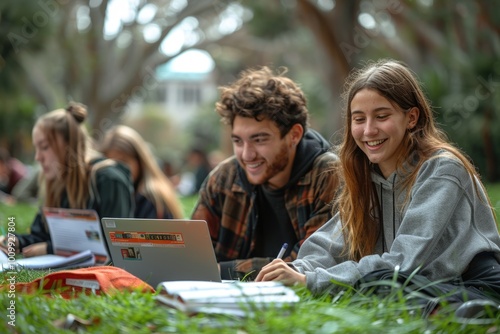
[245,2,295,39]
[0,1,54,90]
[430,54,500,182]
[0,97,38,161]
[184,99,223,153]
[0,1,55,159]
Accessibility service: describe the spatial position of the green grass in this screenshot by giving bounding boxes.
[0,202,38,236]
[486,183,500,217]
[1,277,498,333]
[180,195,199,218]
[1,190,500,332]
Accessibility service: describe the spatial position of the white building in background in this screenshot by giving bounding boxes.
[153,67,217,124]
[127,49,217,125]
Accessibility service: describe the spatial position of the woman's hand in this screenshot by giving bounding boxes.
[0,235,7,254]
[255,259,306,286]
[21,242,48,257]
[0,235,19,255]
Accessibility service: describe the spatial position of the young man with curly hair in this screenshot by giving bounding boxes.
[191,66,340,280]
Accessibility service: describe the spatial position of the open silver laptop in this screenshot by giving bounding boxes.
[100,218,221,287]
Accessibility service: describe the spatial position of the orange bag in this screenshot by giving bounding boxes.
[2,266,154,299]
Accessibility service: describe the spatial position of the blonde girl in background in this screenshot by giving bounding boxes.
[99,125,184,219]
[1,102,134,257]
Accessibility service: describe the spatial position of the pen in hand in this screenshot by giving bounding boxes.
[276,243,288,259]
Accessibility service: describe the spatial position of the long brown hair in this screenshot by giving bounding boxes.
[99,125,184,219]
[336,59,492,261]
[34,102,90,208]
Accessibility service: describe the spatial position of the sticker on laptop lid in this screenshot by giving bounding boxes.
[120,247,142,260]
[108,231,185,247]
[104,220,116,228]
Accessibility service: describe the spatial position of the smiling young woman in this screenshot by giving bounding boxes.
[256,59,500,318]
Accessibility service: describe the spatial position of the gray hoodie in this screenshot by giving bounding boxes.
[292,153,500,295]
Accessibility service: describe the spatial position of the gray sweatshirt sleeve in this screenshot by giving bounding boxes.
[291,156,500,295]
[292,214,345,272]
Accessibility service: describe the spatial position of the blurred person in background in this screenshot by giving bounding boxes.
[99,125,184,219]
[176,147,212,196]
[208,150,227,170]
[11,165,44,205]
[0,147,28,205]
[0,102,134,257]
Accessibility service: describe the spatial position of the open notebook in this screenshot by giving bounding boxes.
[1,207,108,272]
[100,218,221,288]
[0,249,95,272]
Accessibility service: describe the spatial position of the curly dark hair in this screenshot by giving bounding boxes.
[215,66,309,137]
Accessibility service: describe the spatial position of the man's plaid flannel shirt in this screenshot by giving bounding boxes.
[191,151,339,280]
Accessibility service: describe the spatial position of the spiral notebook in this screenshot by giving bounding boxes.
[100,218,222,288]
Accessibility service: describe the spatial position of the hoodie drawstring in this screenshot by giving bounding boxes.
[392,174,397,246]
[379,183,385,253]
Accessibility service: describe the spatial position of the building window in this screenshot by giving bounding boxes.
[178,85,201,104]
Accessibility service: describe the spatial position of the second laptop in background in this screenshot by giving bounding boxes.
[43,207,109,264]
